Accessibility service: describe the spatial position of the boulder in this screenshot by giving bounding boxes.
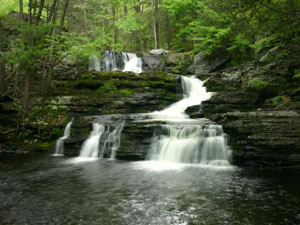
[187,51,228,74]
[142,55,165,71]
[149,49,169,55]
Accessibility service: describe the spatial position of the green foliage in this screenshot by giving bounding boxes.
[17,129,33,140]
[97,81,118,93]
[249,78,269,90]
[270,96,282,106]
[119,89,134,95]
[294,71,300,79]
[81,73,96,80]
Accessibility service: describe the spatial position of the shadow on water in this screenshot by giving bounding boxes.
[0,153,300,225]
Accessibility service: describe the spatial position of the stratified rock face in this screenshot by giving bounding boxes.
[187,51,228,74]
[37,71,180,116]
[0,70,181,154]
[214,111,300,168]
[62,116,160,160]
[192,60,300,168]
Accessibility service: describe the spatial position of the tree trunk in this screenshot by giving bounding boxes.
[28,0,33,24]
[23,75,30,112]
[152,0,159,49]
[19,0,24,21]
[166,13,172,49]
[0,63,5,94]
[135,0,142,51]
[32,0,37,23]
[48,0,58,23]
[36,0,45,25]
[123,5,129,50]
[112,5,118,51]
[60,0,70,32]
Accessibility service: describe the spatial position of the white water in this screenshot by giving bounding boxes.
[89,51,143,73]
[53,121,73,156]
[76,122,124,162]
[147,125,231,166]
[79,123,105,158]
[145,76,232,168]
[122,53,143,73]
[150,76,212,120]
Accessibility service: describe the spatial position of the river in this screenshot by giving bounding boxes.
[0,153,299,225]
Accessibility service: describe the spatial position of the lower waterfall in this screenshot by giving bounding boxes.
[147,124,231,166]
[78,122,124,160]
[53,120,73,156]
[146,76,232,166]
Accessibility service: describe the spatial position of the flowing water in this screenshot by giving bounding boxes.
[145,75,231,167]
[147,124,231,166]
[122,52,143,74]
[3,61,300,224]
[53,120,73,156]
[0,154,299,225]
[78,122,124,161]
[89,51,143,73]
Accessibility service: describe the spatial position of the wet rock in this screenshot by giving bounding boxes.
[187,51,228,74]
[199,59,300,168]
[142,55,165,71]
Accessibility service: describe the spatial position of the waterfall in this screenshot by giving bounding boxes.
[89,51,143,73]
[53,120,73,156]
[150,76,212,120]
[100,123,124,159]
[147,124,231,166]
[79,122,124,160]
[122,53,143,73]
[147,76,232,166]
[80,123,105,158]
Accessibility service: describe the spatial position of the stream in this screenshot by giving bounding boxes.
[0,153,300,225]
[1,53,299,224]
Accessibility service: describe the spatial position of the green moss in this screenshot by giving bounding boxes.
[97,81,118,93]
[119,89,134,95]
[80,73,96,80]
[249,78,269,90]
[39,142,53,150]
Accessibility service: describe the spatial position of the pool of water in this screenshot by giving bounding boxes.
[0,153,299,225]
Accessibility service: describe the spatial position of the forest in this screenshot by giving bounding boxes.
[1,0,300,102]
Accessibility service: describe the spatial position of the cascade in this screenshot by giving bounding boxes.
[53,120,73,156]
[122,53,143,73]
[150,76,212,120]
[79,122,124,159]
[89,51,143,73]
[147,124,231,166]
[147,76,232,166]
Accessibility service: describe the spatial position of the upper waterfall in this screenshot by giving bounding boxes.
[89,51,143,73]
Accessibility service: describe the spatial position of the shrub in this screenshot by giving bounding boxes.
[293,70,300,79]
[271,96,282,106]
[249,78,268,90]
[97,81,117,93]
